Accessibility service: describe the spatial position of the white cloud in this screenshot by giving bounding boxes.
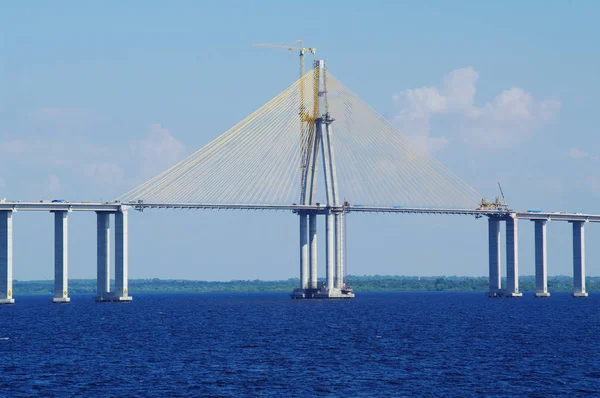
[0,138,68,166]
[0,176,6,188]
[568,148,588,160]
[27,107,91,129]
[392,67,561,151]
[81,163,125,186]
[442,67,479,111]
[0,123,186,198]
[43,174,61,196]
[130,124,186,175]
[585,176,600,198]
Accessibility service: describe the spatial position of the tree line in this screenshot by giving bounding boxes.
[12,275,600,295]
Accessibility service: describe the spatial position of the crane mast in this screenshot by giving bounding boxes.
[250,41,316,122]
[250,40,316,81]
[250,41,317,204]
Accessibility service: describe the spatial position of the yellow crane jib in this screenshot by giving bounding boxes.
[250,40,319,205]
[250,41,316,76]
[250,41,317,122]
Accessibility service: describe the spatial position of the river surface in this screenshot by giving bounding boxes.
[1,291,599,396]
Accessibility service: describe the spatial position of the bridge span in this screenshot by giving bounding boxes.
[2,61,596,303]
[0,201,127,304]
[0,201,597,303]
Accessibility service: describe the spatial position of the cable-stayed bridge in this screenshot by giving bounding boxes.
[118,63,481,209]
[0,61,594,303]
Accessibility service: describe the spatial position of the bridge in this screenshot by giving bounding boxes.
[0,61,594,303]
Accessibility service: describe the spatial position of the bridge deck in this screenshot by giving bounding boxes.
[0,201,122,212]
[1,201,599,222]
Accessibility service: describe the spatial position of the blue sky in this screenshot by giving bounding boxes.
[1,1,600,281]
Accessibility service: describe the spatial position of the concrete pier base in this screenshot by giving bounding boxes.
[0,211,14,304]
[95,211,132,303]
[53,211,70,303]
[291,210,354,300]
[52,297,71,303]
[291,283,355,299]
[299,213,308,290]
[571,221,587,298]
[502,291,523,298]
[325,212,335,291]
[94,294,133,303]
[114,211,131,301]
[505,216,521,297]
[488,291,523,298]
[488,217,501,297]
[533,219,550,297]
[335,212,344,289]
[96,212,110,301]
[309,213,318,290]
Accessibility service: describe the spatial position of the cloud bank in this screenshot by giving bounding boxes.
[392,67,561,152]
[568,147,588,160]
[130,123,186,176]
[0,118,186,198]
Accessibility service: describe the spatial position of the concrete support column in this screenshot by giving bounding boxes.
[309,213,317,289]
[335,212,344,289]
[572,221,588,297]
[335,213,346,289]
[505,216,522,297]
[488,217,501,295]
[0,211,14,304]
[534,220,550,297]
[326,212,334,290]
[299,213,308,290]
[53,211,70,303]
[114,211,131,301]
[96,212,110,301]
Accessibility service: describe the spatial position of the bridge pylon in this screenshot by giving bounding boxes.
[291,60,354,299]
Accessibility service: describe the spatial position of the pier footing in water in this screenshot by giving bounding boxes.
[94,295,132,303]
[573,292,588,298]
[291,284,354,299]
[52,297,71,303]
[488,290,523,298]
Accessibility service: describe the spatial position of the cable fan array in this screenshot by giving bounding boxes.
[118,70,482,209]
[118,73,318,205]
[325,73,482,208]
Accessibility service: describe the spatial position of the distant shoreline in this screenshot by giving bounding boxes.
[12,275,600,295]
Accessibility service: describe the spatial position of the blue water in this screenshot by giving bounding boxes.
[1,292,599,396]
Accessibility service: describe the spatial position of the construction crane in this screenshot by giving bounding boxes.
[477,182,509,211]
[250,40,316,79]
[250,41,318,205]
[497,181,508,209]
[250,41,317,122]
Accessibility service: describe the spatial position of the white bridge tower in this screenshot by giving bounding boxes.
[292,60,354,299]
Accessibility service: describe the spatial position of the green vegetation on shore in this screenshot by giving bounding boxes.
[12,275,600,295]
